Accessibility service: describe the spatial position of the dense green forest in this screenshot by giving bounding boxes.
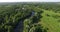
[0,2,60,32]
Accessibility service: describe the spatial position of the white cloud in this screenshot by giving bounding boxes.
[0,0,60,2]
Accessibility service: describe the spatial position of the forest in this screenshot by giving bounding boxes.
[0,2,60,32]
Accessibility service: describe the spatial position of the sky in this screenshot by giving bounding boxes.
[0,0,60,2]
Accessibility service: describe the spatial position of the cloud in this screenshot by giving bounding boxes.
[0,0,60,2]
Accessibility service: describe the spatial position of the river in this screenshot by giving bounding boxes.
[14,11,35,32]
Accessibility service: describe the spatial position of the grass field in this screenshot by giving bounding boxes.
[41,9,60,32]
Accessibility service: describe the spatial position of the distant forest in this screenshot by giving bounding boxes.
[0,2,60,32]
